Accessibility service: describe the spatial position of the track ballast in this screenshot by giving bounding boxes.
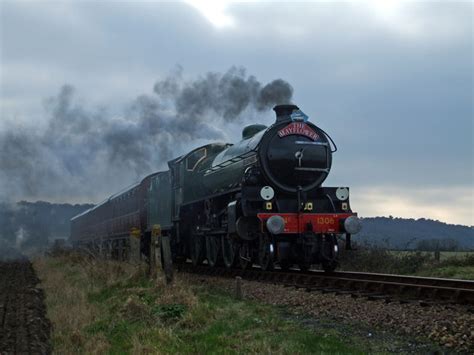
[176,262,474,306]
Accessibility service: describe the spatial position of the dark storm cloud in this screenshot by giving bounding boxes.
[0,67,293,202]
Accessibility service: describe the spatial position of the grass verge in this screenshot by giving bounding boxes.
[415,265,474,279]
[35,255,363,354]
[339,247,474,279]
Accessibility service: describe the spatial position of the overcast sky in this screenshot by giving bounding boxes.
[1,0,472,225]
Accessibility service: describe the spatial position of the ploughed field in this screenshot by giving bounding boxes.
[0,256,51,354]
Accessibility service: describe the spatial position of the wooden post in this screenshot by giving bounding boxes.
[154,224,163,272]
[235,276,242,300]
[129,228,141,265]
[148,224,174,284]
[161,235,174,284]
[345,234,352,250]
[149,224,162,279]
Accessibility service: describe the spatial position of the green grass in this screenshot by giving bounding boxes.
[340,248,474,279]
[165,291,357,354]
[86,283,360,354]
[388,251,474,279]
[37,256,365,354]
[389,250,474,261]
[415,265,474,280]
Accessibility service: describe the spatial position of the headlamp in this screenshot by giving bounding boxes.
[344,216,362,234]
[266,215,285,235]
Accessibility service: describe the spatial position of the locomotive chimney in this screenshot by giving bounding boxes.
[273,104,299,123]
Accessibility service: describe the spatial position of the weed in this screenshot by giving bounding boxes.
[151,304,187,321]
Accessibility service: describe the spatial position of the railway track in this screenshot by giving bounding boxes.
[177,263,474,306]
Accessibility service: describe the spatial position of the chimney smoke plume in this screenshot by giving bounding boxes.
[0,66,294,205]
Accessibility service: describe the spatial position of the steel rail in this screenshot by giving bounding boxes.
[176,263,474,305]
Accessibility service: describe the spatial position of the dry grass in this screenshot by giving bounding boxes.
[34,254,361,354]
[158,279,198,308]
[34,257,109,353]
[33,254,201,353]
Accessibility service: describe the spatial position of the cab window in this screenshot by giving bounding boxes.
[186,148,207,171]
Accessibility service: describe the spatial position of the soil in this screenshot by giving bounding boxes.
[0,256,51,354]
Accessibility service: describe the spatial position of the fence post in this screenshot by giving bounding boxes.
[149,224,161,279]
[235,276,242,300]
[129,228,141,265]
[161,235,174,284]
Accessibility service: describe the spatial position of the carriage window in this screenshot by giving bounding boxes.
[186,148,207,171]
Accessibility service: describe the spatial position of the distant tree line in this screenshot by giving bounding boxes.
[0,201,92,252]
[357,217,474,251]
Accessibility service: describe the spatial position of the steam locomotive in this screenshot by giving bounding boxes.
[70,104,361,272]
